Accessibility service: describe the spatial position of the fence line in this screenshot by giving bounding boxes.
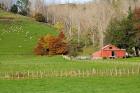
[0,67,140,80]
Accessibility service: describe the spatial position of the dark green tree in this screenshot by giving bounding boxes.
[34,13,45,22]
[16,0,30,16]
[133,8,140,56]
[105,7,137,55]
[10,4,18,14]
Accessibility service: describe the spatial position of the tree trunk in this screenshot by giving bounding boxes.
[77,21,80,45]
[135,47,140,56]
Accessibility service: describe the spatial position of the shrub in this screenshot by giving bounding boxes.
[103,57,107,59]
[0,3,5,9]
[68,38,84,57]
[34,32,68,55]
[34,13,45,22]
[16,0,29,16]
[19,10,27,16]
[68,45,78,57]
[105,7,140,56]
[54,22,64,31]
[10,4,18,14]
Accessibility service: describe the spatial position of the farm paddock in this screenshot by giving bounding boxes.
[0,55,140,93]
[0,76,140,93]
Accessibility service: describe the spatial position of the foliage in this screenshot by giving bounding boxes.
[68,38,84,57]
[0,3,5,9]
[105,7,138,55]
[34,32,68,55]
[106,18,136,53]
[54,22,64,31]
[68,44,78,57]
[16,0,30,16]
[18,10,27,16]
[10,4,18,14]
[34,13,45,22]
[133,8,140,56]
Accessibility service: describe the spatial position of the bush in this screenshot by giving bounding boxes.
[67,38,84,57]
[68,45,78,57]
[34,13,45,22]
[0,3,5,9]
[19,10,27,16]
[10,4,18,14]
[103,57,107,59]
[54,22,64,31]
[34,32,68,55]
[16,0,30,15]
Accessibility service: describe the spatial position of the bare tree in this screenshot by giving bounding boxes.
[30,0,140,48]
[0,0,12,11]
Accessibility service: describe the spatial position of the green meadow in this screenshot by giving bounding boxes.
[0,9,57,55]
[0,76,140,93]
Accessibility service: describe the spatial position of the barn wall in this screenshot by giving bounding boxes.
[115,50,126,58]
[102,50,111,57]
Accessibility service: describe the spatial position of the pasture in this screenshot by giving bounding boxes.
[0,9,57,55]
[0,76,140,93]
[0,55,140,93]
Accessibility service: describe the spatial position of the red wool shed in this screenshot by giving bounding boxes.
[92,44,126,59]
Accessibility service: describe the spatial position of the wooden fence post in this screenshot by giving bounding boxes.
[119,69,122,77]
[82,70,85,77]
[40,71,42,78]
[17,72,20,79]
[132,68,134,75]
[78,70,81,77]
[110,69,112,77]
[115,68,118,76]
[137,66,140,74]
[128,69,130,76]
[60,70,63,77]
[92,68,95,76]
[28,71,30,79]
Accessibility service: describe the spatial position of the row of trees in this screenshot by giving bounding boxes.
[31,0,140,49]
[0,0,30,16]
[0,0,12,11]
[105,7,140,56]
[16,0,30,15]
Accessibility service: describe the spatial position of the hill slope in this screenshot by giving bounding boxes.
[0,10,57,55]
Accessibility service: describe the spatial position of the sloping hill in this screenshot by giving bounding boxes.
[0,10,57,55]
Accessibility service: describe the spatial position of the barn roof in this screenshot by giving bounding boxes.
[101,44,125,51]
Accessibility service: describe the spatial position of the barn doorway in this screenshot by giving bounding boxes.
[112,51,115,57]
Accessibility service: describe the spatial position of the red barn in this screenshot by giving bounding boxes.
[92,44,126,59]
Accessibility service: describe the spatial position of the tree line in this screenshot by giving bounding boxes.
[105,7,140,56]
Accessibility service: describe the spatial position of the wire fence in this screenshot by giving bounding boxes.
[0,67,140,80]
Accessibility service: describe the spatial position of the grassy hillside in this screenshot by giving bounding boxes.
[0,9,57,55]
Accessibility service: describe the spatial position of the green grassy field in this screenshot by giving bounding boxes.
[0,9,57,54]
[0,56,140,93]
[0,77,140,93]
[0,55,140,93]
[0,10,140,93]
[0,55,140,72]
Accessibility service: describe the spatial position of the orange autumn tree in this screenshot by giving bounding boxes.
[34,32,68,55]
